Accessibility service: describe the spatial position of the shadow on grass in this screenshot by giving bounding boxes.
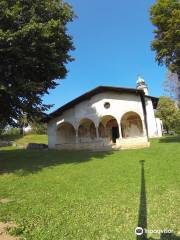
[159,135,180,143]
[137,160,180,240]
[0,149,113,175]
[136,160,147,240]
[149,234,180,240]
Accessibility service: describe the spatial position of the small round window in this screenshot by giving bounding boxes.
[104,102,110,109]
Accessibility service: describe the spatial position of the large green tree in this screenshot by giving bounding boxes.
[0,0,74,126]
[156,96,180,133]
[150,0,180,76]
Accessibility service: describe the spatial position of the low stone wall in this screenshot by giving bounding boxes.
[56,140,105,151]
[55,137,150,151]
[0,141,13,147]
[26,143,48,150]
[117,136,150,150]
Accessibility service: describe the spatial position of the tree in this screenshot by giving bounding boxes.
[0,0,75,126]
[156,96,180,133]
[0,121,6,135]
[31,121,47,135]
[18,113,28,135]
[163,71,180,105]
[150,0,180,76]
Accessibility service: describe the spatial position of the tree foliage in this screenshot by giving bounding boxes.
[0,0,75,126]
[150,0,180,75]
[156,96,180,133]
[31,121,47,135]
[163,71,180,104]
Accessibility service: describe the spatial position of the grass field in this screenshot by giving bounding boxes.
[0,134,48,146]
[0,135,179,240]
[15,134,48,146]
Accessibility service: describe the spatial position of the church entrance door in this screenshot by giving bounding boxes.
[112,127,119,143]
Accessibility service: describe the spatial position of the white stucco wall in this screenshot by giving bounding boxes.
[48,91,155,148]
[145,97,159,138]
[155,118,163,137]
[47,118,57,148]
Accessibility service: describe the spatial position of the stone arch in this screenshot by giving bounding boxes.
[121,112,143,138]
[98,115,119,143]
[78,118,96,142]
[56,122,76,144]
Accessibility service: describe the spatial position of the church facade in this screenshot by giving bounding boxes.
[46,78,162,150]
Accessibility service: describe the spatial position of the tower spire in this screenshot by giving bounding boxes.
[136,75,148,95]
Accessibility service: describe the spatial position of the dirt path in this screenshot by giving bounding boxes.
[0,222,20,240]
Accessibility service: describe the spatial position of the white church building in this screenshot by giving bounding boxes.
[46,77,162,150]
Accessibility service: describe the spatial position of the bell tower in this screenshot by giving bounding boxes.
[136,75,149,95]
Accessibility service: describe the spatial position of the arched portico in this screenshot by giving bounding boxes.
[78,118,96,142]
[121,112,143,138]
[54,112,146,149]
[98,115,119,143]
[56,122,76,144]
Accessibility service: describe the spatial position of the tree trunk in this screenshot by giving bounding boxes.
[167,127,169,134]
[20,125,24,135]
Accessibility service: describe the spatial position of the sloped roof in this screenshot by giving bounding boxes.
[44,86,159,122]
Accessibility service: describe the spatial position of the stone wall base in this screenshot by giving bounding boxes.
[54,137,150,151]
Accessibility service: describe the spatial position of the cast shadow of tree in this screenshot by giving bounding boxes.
[136,160,180,240]
[0,149,113,175]
[159,135,180,143]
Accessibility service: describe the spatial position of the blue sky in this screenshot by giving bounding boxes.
[43,0,167,113]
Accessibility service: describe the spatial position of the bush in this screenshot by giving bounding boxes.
[174,117,180,134]
[2,127,21,136]
[0,127,21,141]
[30,123,47,135]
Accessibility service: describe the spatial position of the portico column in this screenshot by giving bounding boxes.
[75,129,79,144]
[118,122,122,139]
[96,126,99,140]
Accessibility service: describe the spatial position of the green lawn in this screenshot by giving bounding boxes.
[15,134,48,146]
[0,135,179,240]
